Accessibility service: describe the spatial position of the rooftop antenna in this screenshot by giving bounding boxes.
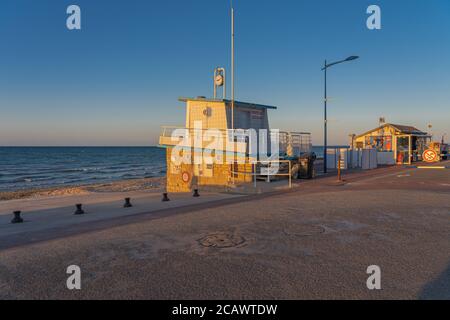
[231,0,235,130]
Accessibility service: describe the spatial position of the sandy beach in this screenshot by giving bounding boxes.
[0,159,325,201]
[0,177,165,201]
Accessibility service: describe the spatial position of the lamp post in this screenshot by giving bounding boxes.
[322,55,359,174]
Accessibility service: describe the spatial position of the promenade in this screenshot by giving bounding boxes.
[0,161,449,299]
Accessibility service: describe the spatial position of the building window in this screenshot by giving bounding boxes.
[365,135,392,151]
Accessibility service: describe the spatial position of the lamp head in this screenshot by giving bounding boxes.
[345,56,359,61]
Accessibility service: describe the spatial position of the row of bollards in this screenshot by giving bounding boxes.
[162,189,199,201]
[73,197,133,215]
[11,190,201,224]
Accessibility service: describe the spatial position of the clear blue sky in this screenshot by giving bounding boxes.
[1,0,449,146]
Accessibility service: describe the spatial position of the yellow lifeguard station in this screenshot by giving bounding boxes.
[159,96,277,192]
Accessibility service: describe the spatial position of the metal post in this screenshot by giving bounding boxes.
[222,68,226,99]
[253,162,257,188]
[324,60,328,174]
[289,161,292,188]
[408,135,412,165]
[213,68,217,99]
[337,150,341,181]
[231,6,235,131]
[230,5,236,185]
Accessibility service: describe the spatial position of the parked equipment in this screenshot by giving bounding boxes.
[297,153,316,179]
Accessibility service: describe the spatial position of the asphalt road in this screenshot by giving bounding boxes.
[0,163,449,299]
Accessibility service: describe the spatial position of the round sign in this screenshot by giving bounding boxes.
[181,172,190,183]
[423,149,438,163]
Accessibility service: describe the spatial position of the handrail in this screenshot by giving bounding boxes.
[230,160,292,189]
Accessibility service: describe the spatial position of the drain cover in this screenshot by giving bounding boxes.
[283,224,325,237]
[198,232,245,248]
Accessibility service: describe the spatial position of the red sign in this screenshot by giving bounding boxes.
[181,172,190,183]
[423,149,438,163]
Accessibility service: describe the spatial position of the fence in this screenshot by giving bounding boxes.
[326,148,392,170]
[279,132,312,157]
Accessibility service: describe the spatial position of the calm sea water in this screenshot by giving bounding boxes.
[0,146,327,192]
[0,147,166,192]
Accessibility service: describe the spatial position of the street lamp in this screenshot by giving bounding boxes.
[322,55,359,174]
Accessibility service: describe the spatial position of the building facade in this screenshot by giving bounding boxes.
[352,123,431,164]
[159,97,277,192]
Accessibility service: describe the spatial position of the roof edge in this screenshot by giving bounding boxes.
[355,123,428,138]
[178,97,277,109]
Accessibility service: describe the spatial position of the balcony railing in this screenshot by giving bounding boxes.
[159,126,312,158]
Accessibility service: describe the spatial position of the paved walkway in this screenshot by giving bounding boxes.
[0,161,449,299]
[0,190,243,249]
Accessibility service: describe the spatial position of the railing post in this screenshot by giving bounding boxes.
[337,150,342,181]
[289,161,292,188]
[253,162,257,188]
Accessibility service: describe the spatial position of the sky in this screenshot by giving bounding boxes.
[0,0,449,146]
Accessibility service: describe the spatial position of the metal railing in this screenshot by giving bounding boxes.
[161,127,311,158]
[230,160,292,189]
[279,131,312,156]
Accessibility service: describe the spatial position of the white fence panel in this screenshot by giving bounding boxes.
[362,148,378,170]
[377,151,395,165]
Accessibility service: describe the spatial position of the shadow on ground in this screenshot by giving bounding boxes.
[419,262,450,300]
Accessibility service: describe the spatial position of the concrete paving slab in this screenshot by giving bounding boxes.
[0,191,243,238]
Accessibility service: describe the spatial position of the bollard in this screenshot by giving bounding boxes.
[11,211,23,224]
[162,192,170,202]
[123,197,132,208]
[74,204,85,215]
[193,189,200,197]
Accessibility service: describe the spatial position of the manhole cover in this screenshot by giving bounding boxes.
[283,224,325,237]
[198,232,245,248]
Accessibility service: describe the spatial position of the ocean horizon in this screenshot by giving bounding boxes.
[0,146,341,192]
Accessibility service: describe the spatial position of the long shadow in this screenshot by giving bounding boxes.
[419,262,450,300]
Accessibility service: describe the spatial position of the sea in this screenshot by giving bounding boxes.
[0,146,328,192]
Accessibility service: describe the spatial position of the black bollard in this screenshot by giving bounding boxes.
[11,211,23,224]
[74,204,85,215]
[193,189,200,197]
[162,192,170,202]
[123,197,132,208]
